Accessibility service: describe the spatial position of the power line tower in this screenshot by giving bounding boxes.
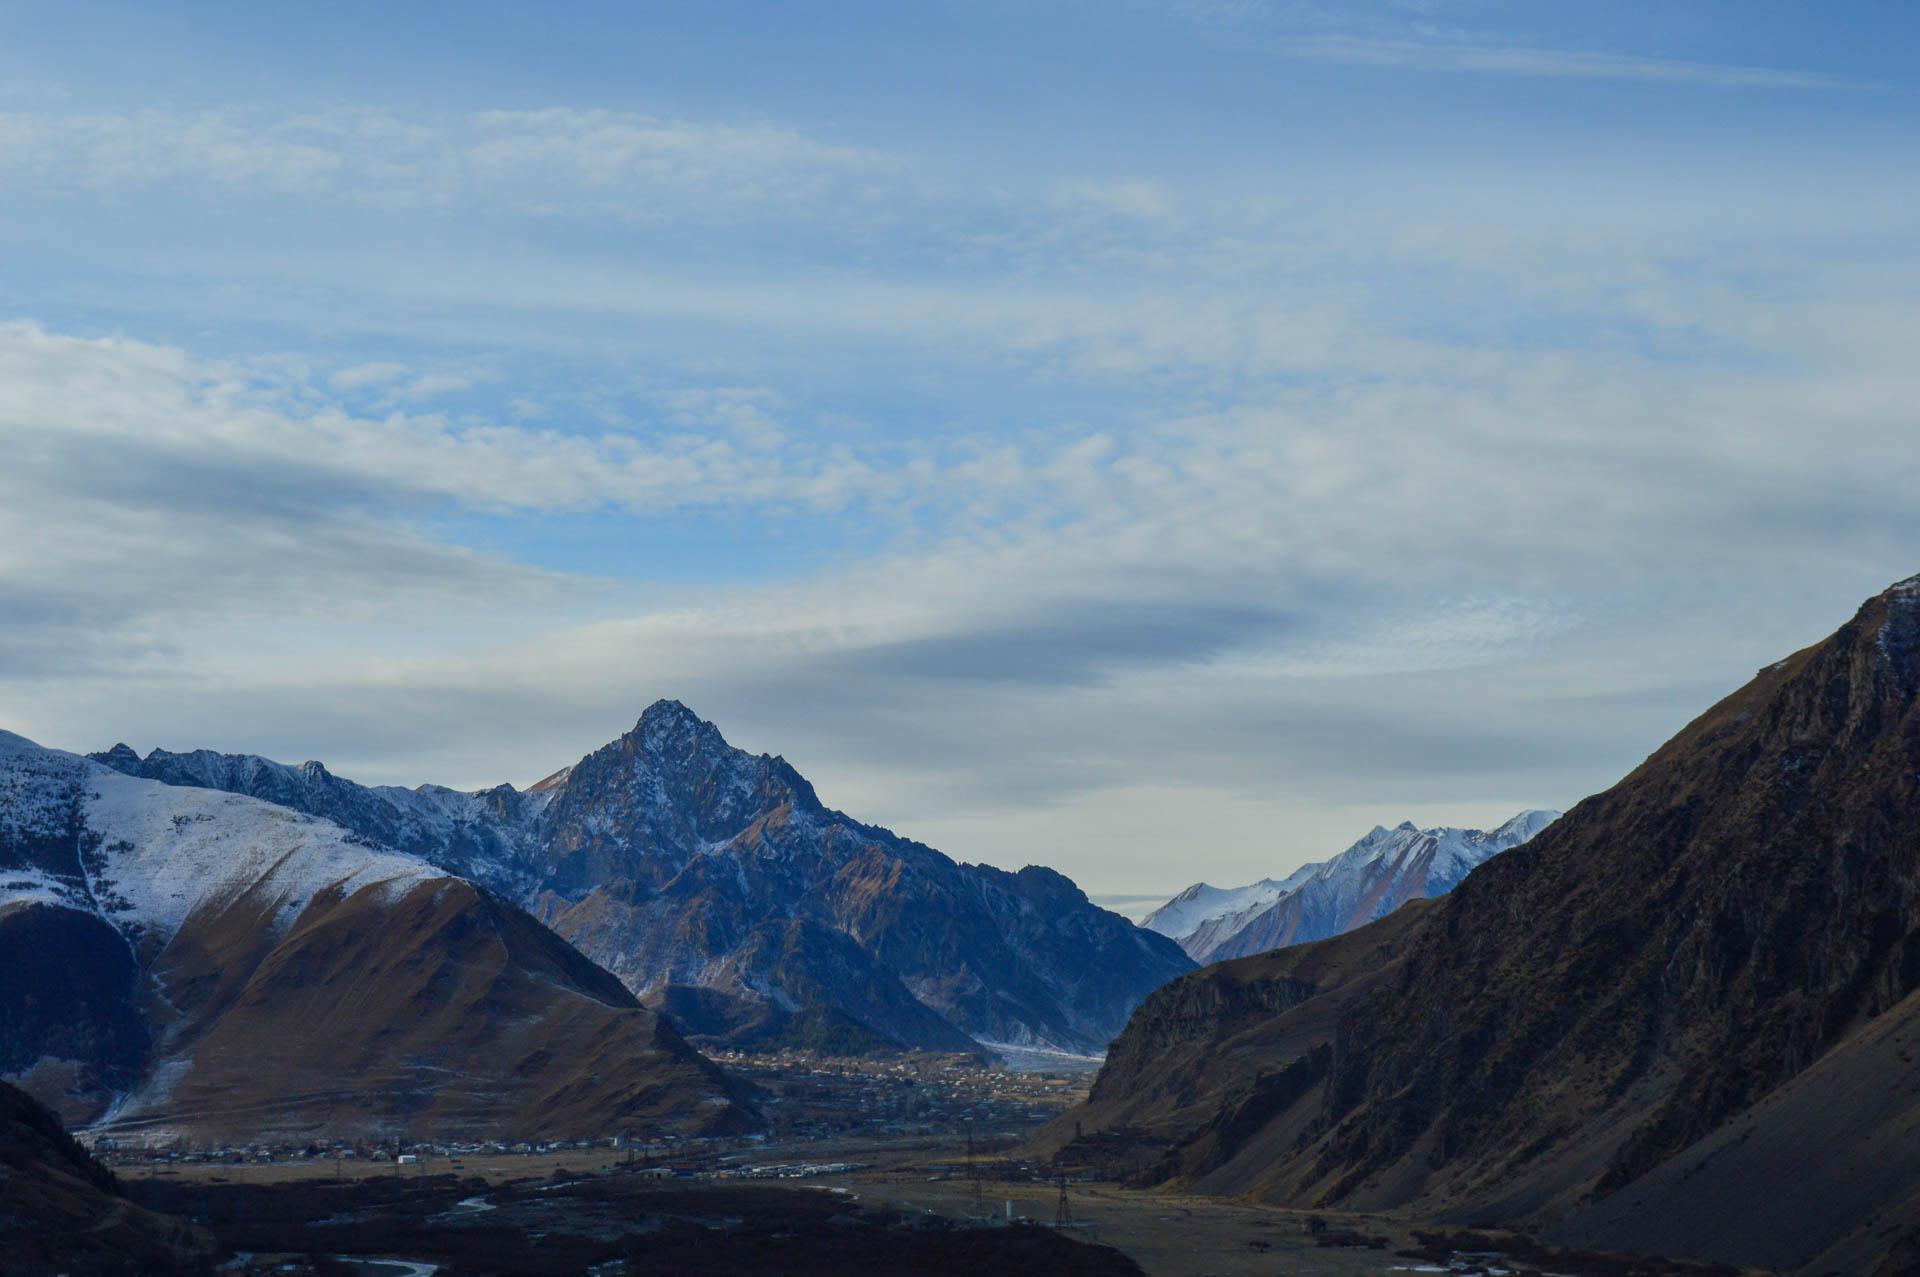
[1054,1174,1073,1228]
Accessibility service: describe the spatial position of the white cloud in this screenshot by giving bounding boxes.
[1052,179,1177,221]
[330,361,409,391]
[0,104,887,216]
[1280,35,1863,90]
[400,372,475,401]
[0,322,900,520]
[1151,1,1860,92]
[6,285,1918,895]
[1,52,1914,894]
[467,107,886,198]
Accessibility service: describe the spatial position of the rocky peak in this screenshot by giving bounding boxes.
[97,743,141,769]
[635,698,710,753]
[612,700,822,818]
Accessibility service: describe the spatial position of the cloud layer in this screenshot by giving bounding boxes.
[4,4,1917,894]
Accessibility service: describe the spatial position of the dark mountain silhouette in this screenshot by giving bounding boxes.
[1040,573,1920,1275]
[0,1079,213,1275]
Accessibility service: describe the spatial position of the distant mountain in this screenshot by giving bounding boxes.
[0,732,751,1141]
[1143,810,1558,962]
[0,1079,212,1275]
[95,701,1193,1056]
[1040,574,1920,1275]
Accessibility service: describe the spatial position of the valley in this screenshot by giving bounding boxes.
[94,1080,1758,1277]
[13,579,1920,1274]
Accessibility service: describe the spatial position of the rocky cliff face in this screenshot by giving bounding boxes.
[1,733,752,1140]
[96,701,1193,1055]
[1046,574,1920,1276]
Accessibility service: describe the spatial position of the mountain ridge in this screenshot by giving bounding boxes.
[1,731,753,1141]
[92,700,1194,1056]
[1038,573,1920,1275]
[1143,809,1558,962]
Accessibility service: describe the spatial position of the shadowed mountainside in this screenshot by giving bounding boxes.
[0,1079,213,1275]
[1041,573,1920,1276]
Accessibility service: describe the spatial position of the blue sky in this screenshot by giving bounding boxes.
[2,2,1917,904]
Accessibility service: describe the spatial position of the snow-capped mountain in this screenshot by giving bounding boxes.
[88,742,554,895]
[1138,866,1320,946]
[94,700,1194,1056]
[0,730,747,1140]
[1145,809,1559,963]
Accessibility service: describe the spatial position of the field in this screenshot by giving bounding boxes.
[133,1130,1418,1277]
[120,1051,1752,1277]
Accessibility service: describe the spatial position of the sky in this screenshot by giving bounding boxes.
[2,2,1917,910]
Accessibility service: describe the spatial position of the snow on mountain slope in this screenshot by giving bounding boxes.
[95,702,1196,1057]
[1149,809,1560,963]
[1139,866,1317,942]
[87,773,433,939]
[88,742,551,894]
[2,730,432,942]
[1,729,751,1139]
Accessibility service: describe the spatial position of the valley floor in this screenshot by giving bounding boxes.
[124,1134,1770,1277]
[100,1053,1765,1277]
[124,1138,1413,1277]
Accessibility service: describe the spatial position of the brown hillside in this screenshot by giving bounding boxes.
[107,877,754,1142]
[1048,574,1920,1275]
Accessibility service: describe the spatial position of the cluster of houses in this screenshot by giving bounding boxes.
[82,1052,1090,1180]
[85,1131,729,1171]
[710,1048,1084,1143]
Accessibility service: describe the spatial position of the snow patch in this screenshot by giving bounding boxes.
[1145,809,1561,961]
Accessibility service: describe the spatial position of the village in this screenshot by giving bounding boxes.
[84,1048,1092,1183]
[78,1051,1588,1277]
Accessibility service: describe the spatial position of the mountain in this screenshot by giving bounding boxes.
[0,1080,213,1275]
[1144,810,1559,962]
[1040,574,1920,1275]
[0,731,751,1141]
[1138,872,1315,950]
[94,701,1193,1055]
[87,740,552,895]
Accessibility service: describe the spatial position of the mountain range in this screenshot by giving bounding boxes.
[0,731,750,1141]
[89,700,1192,1057]
[1142,810,1558,962]
[1038,574,1920,1275]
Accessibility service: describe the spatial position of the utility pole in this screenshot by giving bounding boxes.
[1054,1174,1073,1227]
[967,1117,984,1216]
